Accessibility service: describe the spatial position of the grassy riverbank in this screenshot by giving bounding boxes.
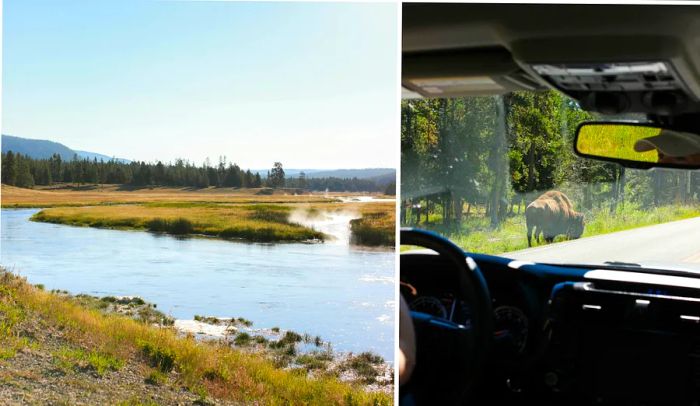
[2,184,396,246]
[404,203,700,255]
[350,205,396,247]
[0,270,392,405]
[32,203,326,243]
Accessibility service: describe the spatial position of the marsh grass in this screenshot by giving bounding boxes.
[0,271,391,404]
[340,352,385,385]
[408,203,700,255]
[31,204,326,243]
[349,205,396,247]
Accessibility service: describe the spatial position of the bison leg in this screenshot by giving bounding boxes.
[527,223,533,247]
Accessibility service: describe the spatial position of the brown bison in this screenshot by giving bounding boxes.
[526,191,584,247]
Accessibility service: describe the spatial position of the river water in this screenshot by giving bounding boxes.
[0,208,395,361]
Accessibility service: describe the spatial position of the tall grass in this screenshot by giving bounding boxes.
[349,205,396,247]
[0,271,391,404]
[407,203,700,255]
[350,212,395,247]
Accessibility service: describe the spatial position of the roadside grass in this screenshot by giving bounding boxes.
[404,203,700,255]
[0,271,391,405]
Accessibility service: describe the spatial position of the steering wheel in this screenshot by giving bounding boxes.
[400,228,493,405]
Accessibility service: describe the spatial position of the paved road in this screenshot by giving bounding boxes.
[504,216,700,267]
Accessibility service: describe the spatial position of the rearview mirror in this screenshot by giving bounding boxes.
[574,122,700,169]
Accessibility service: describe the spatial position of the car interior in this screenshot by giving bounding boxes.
[400,4,700,405]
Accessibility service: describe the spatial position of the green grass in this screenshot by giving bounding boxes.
[53,346,124,376]
[296,351,334,371]
[406,203,700,255]
[145,369,168,386]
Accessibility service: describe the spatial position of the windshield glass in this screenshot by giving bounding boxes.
[401,90,700,271]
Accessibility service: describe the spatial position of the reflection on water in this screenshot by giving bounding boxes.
[0,209,395,361]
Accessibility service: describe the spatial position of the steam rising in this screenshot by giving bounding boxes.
[289,209,361,245]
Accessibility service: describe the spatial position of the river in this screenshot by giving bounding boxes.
[0,208,395,361]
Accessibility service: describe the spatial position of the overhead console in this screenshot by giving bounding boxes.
[402,3,700,116]
[511,36,700,116]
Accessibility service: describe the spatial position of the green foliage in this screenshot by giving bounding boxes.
[340,352,384,384]
[52,346,124,376]
[234,332,252,346]
[267,162,286,188]
[145,369,168,386]
[1,152,388,192]
[137,340,176,373]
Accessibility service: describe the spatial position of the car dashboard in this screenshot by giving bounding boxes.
[401,251,700,405]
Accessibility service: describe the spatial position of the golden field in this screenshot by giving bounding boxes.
[0,184,337,208]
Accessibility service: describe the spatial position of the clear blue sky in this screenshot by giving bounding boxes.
[2,1,398,169]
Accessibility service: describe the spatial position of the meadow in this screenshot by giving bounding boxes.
[403,202,700,255]
[0,184,336,208]
[0,270,391,404]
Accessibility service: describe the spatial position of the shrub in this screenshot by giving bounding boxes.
[138,340,176,372]
[233,332,251,346]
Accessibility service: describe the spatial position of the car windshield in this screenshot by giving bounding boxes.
[401,90,700,271]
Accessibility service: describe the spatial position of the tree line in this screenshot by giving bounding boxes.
[401,90,700,227]
[1,152,393,193]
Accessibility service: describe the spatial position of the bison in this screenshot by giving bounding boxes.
[525,191,584,247]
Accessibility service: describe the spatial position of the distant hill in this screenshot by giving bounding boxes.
[250,169,319,178]
[367,171,396,187]
[249,168,395,180]
[306,168,395,180]
[1,134,76,160]
[2,135,129,163]
[74,150,130,164]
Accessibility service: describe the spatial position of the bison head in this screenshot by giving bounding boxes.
[568,213,585,239]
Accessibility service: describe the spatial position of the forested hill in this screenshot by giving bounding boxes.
[1,135,129,163]
[306,168,395,179]
[1,135,75,160]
